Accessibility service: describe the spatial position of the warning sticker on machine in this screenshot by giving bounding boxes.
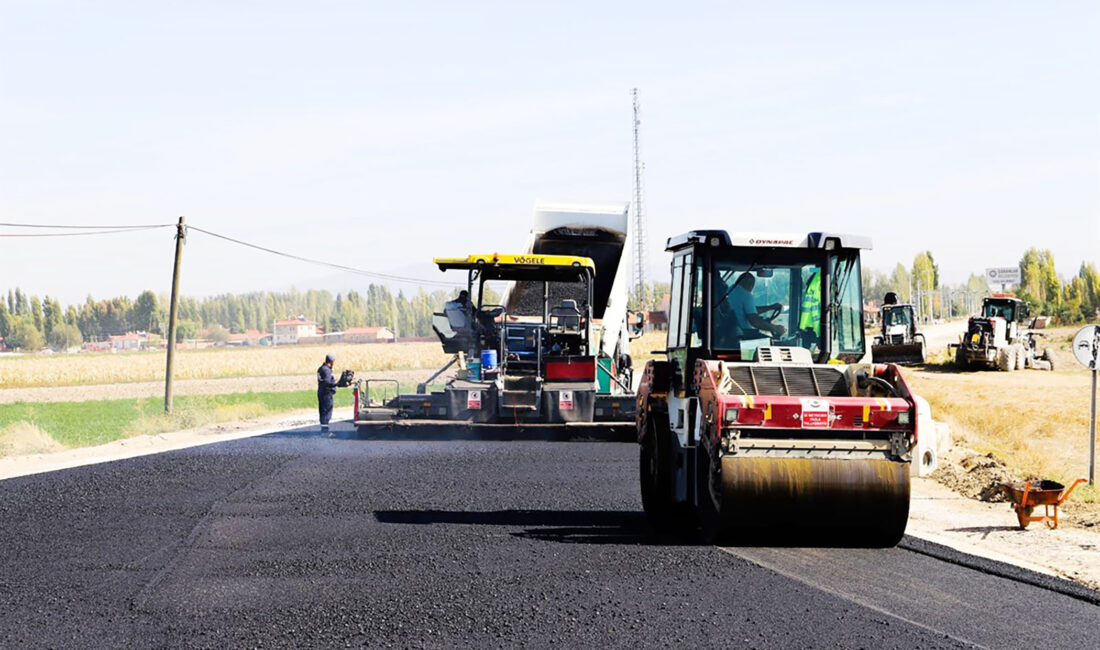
[799,398,830,428]
[559,391,574,411]
[467,390,481,410]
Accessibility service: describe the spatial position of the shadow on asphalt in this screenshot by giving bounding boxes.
[373,509,675,545]
[261,424,634,443]
[371,509,900,548]
[946,525,1022,534]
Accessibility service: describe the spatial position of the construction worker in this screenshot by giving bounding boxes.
[799,271,821,343]
[728,273,786,338]
[317,353,337,435]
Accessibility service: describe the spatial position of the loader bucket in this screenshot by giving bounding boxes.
[871,342,925,365]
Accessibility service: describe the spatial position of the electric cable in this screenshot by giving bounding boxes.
[0,225,171,237]
[187,225,462,288]
[0,221,176,229]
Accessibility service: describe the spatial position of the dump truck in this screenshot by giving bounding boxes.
[637,231,917,546]
[870,292,926,364]
[354,253,636,438]
[951,295,1054,371]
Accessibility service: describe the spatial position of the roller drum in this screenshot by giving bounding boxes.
[706,455,910,546]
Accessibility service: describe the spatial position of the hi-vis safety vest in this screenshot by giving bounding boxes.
[799,273,821,331]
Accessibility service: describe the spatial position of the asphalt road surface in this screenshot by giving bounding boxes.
[2,423,1097,649]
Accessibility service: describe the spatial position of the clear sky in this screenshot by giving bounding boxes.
[2,1,1097,304]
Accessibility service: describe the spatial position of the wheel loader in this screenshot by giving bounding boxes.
[950,295,1054,371]
[636,231,917,546]
[870,293,926,364]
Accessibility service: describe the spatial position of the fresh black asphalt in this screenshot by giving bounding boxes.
[1,422,1097,648]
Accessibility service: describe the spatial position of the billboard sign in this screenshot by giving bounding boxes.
[985,267,1021,285]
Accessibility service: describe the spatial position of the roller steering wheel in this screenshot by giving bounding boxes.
[759,304,781,321]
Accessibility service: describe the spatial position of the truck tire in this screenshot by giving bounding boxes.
[954,346,969,370]
[697,446,729,544]
[1042,348,1055,371]
[640,417,689,536]
[997,347,1015,372]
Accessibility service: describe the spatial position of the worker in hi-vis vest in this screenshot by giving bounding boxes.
[799,271,821,342]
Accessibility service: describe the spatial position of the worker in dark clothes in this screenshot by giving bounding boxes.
[317,353,337,435]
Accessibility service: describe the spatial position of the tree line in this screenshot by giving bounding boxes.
[1,248,1097,352]
[0,285,484,351]
[862,248,1100,323]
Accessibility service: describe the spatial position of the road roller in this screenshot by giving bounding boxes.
[636,230,916,546]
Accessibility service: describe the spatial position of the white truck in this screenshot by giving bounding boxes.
[504,200,637,395]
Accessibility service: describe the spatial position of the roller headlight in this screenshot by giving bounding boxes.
[724,408,739,424]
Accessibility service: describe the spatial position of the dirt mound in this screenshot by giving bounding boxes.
[0,423,65,457]
[930,447,1022,502]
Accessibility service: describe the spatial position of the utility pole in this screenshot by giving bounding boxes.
[631,88,648,306]
[164,217,186,414]
[391,288,399,341]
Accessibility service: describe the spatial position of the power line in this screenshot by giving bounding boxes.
[0,225,171,238]
[187,225,462,288]
[0,221,176,229]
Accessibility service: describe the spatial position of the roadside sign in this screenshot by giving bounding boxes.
[986,267,1021,285]
[1073,325,1100,486]
[1073,324,1100,369]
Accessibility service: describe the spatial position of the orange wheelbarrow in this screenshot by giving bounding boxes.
[1000,478,1087,529]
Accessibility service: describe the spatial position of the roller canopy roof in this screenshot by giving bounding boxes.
[665,231,872,251]
[434,254,595,282]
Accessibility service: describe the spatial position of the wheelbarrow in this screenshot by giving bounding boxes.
[999,478,1087,529]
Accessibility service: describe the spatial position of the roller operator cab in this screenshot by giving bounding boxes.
[636,231,917,546]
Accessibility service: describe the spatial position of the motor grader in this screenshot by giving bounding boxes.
[637,231,916,546]
[951,295,1054,371]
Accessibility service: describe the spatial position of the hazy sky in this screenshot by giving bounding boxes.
[2,1,1098,304]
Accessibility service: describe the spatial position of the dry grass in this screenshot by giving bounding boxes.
[0,422,65,456]
[0,342,450,389]
[905,326,1097,505]
[630,331,669,367]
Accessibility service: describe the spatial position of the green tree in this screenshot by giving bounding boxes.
[30,296,43,333]
[132,290,160,333]
[42,296,62,339]
[175,320,200,342]
[202,324,230,344]
[7,315,44,351]
[888,263,912,303]
[48,323,83,350]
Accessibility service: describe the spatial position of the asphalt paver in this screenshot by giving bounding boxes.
[1,424,1097,648]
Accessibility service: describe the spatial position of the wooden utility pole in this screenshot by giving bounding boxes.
[164,217,186,414]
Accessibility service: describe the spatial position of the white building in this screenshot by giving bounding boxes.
[273,319,318,345]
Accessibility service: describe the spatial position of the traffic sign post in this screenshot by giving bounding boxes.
[1072,325,1100,485]
[985,267,1021,293]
